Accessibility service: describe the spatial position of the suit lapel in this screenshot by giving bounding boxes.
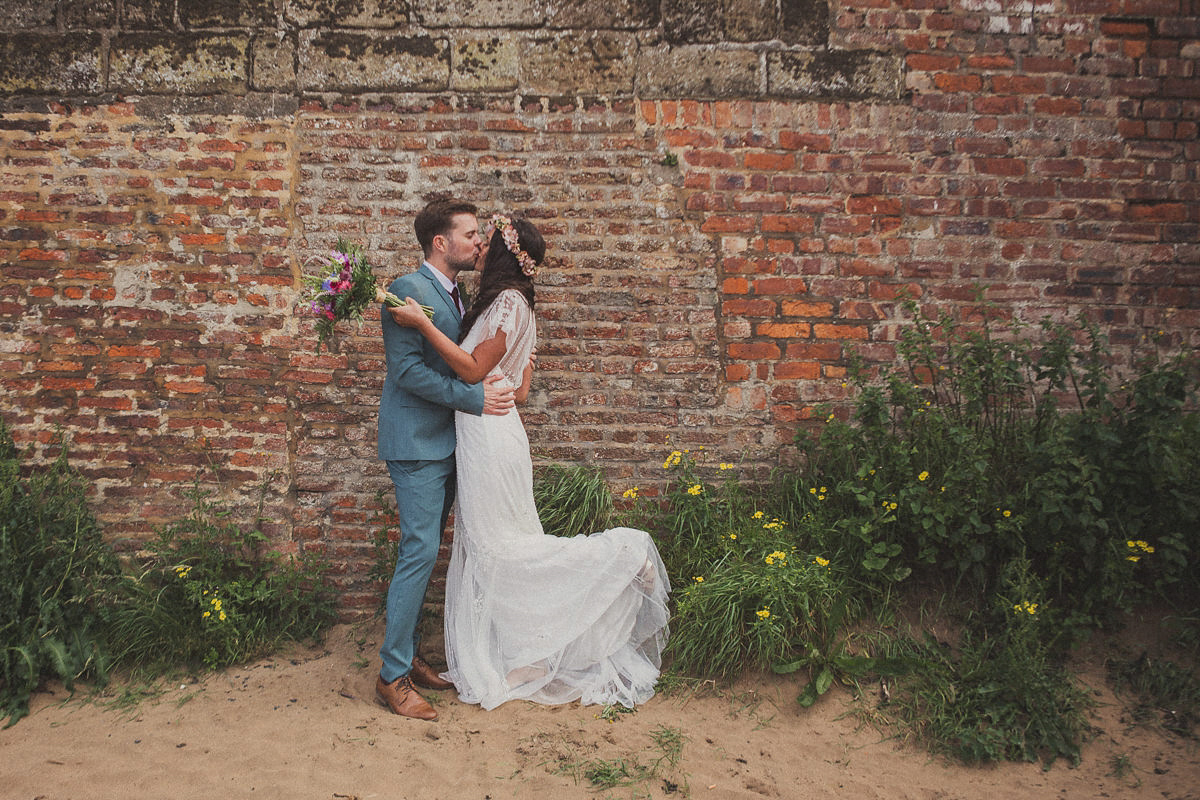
[417,265,462,336]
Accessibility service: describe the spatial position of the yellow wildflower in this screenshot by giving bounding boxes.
[719,463,734,470]
[814,556,830,567]
[752,511,764,519]
[756,608,771,620]
[1013,601,1038,615]
[687,484,704,496]
[692,576,704,583]
[1126,540,1154,561]
[623,487,639,499]
[918,471,929,481]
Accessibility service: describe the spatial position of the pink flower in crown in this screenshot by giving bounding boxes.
[490,214,538,277]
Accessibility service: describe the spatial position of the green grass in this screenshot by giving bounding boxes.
[534,463,615,538]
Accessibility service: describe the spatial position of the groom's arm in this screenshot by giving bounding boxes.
[382,279,485,416]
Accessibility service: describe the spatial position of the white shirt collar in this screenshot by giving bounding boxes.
[423,261,457,294]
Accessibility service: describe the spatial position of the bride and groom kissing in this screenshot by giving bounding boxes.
[375,198,670,720]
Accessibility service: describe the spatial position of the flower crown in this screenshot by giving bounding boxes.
[491,214,538,277]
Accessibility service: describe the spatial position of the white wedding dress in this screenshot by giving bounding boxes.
[443,289,670,710]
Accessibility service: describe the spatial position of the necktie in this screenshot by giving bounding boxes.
[450,285,463,317]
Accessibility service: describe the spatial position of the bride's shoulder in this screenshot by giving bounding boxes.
[497,287,529,304]
[494,288,532,313]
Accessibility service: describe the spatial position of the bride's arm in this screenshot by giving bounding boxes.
[515,350,535,404]
[388,297,505,384]
[516,362,532,404]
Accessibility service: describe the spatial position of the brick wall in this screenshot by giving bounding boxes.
[2,1,1196,611]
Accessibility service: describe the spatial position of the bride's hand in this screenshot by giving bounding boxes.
[388,297,430,329]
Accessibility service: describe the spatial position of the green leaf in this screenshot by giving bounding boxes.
[796,682,819,707]
[814,667,834,696]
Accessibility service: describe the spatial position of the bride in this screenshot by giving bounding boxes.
[388,213,670,710]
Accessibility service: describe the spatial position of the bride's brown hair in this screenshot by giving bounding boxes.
[459,216,544,342]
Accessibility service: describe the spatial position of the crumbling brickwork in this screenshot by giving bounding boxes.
[2,1,1196,611]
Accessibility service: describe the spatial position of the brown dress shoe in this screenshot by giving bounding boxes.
[410,655,455,691]
[375,674,437,721]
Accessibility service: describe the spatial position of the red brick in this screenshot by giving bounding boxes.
[728,341,781,359]
[775,361,821,379]
[757,322,811,338]
[778,131,831,151]
[1034,96,1084,115]
[974,158,1026,176]
[701,215,756,233]
[906,53,961,71]
[934,73,984,92]
[744,152,795,170]
[685,150,737,168]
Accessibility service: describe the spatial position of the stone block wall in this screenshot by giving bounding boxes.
[1,0,1197,611]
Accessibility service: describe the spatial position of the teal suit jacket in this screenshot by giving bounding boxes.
[378,265,484,461]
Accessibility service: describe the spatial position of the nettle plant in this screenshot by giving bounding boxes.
[788,301,1199,630]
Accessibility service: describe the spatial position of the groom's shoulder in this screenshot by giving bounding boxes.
[388,266,427,291]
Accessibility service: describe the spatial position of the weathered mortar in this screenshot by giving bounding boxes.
[1,0,1197,613]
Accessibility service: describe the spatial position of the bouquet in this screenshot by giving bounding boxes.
[303,239,432,351]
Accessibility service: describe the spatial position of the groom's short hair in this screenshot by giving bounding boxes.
[415,198,478,257]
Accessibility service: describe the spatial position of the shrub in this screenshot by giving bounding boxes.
[783,302,1199,627]
[0,422,118,726]
[872,558,1092,766]
[101,478,336,671]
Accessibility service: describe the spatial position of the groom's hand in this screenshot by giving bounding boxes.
[482,374,516,415]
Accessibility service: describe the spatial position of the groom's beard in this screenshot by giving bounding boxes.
[449,253,477,272]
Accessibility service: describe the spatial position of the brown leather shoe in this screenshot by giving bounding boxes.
[375,674,437,721]
[411,655,454,691]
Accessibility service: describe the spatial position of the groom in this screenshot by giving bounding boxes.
[376,198,514,721]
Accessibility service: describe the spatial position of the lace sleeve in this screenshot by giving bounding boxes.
[474,289,536,387]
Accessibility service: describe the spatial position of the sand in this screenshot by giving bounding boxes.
[2,618,1196,800]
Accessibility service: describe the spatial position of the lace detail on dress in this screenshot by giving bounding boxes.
[462,289,535,389]
[444,287,671,711]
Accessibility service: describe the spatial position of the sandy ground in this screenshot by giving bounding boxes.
[2,617,1197,800]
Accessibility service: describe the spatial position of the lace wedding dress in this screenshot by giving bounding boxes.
[443,289,671,710]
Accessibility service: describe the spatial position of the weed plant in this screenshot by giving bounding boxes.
[871,558,1093,766]
[1108,651,1200,737]
[0,423,117,726]
[779,303,1199,629]
[608,301,1197,766]
[101,477,336,671]
[533,463,614,538]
